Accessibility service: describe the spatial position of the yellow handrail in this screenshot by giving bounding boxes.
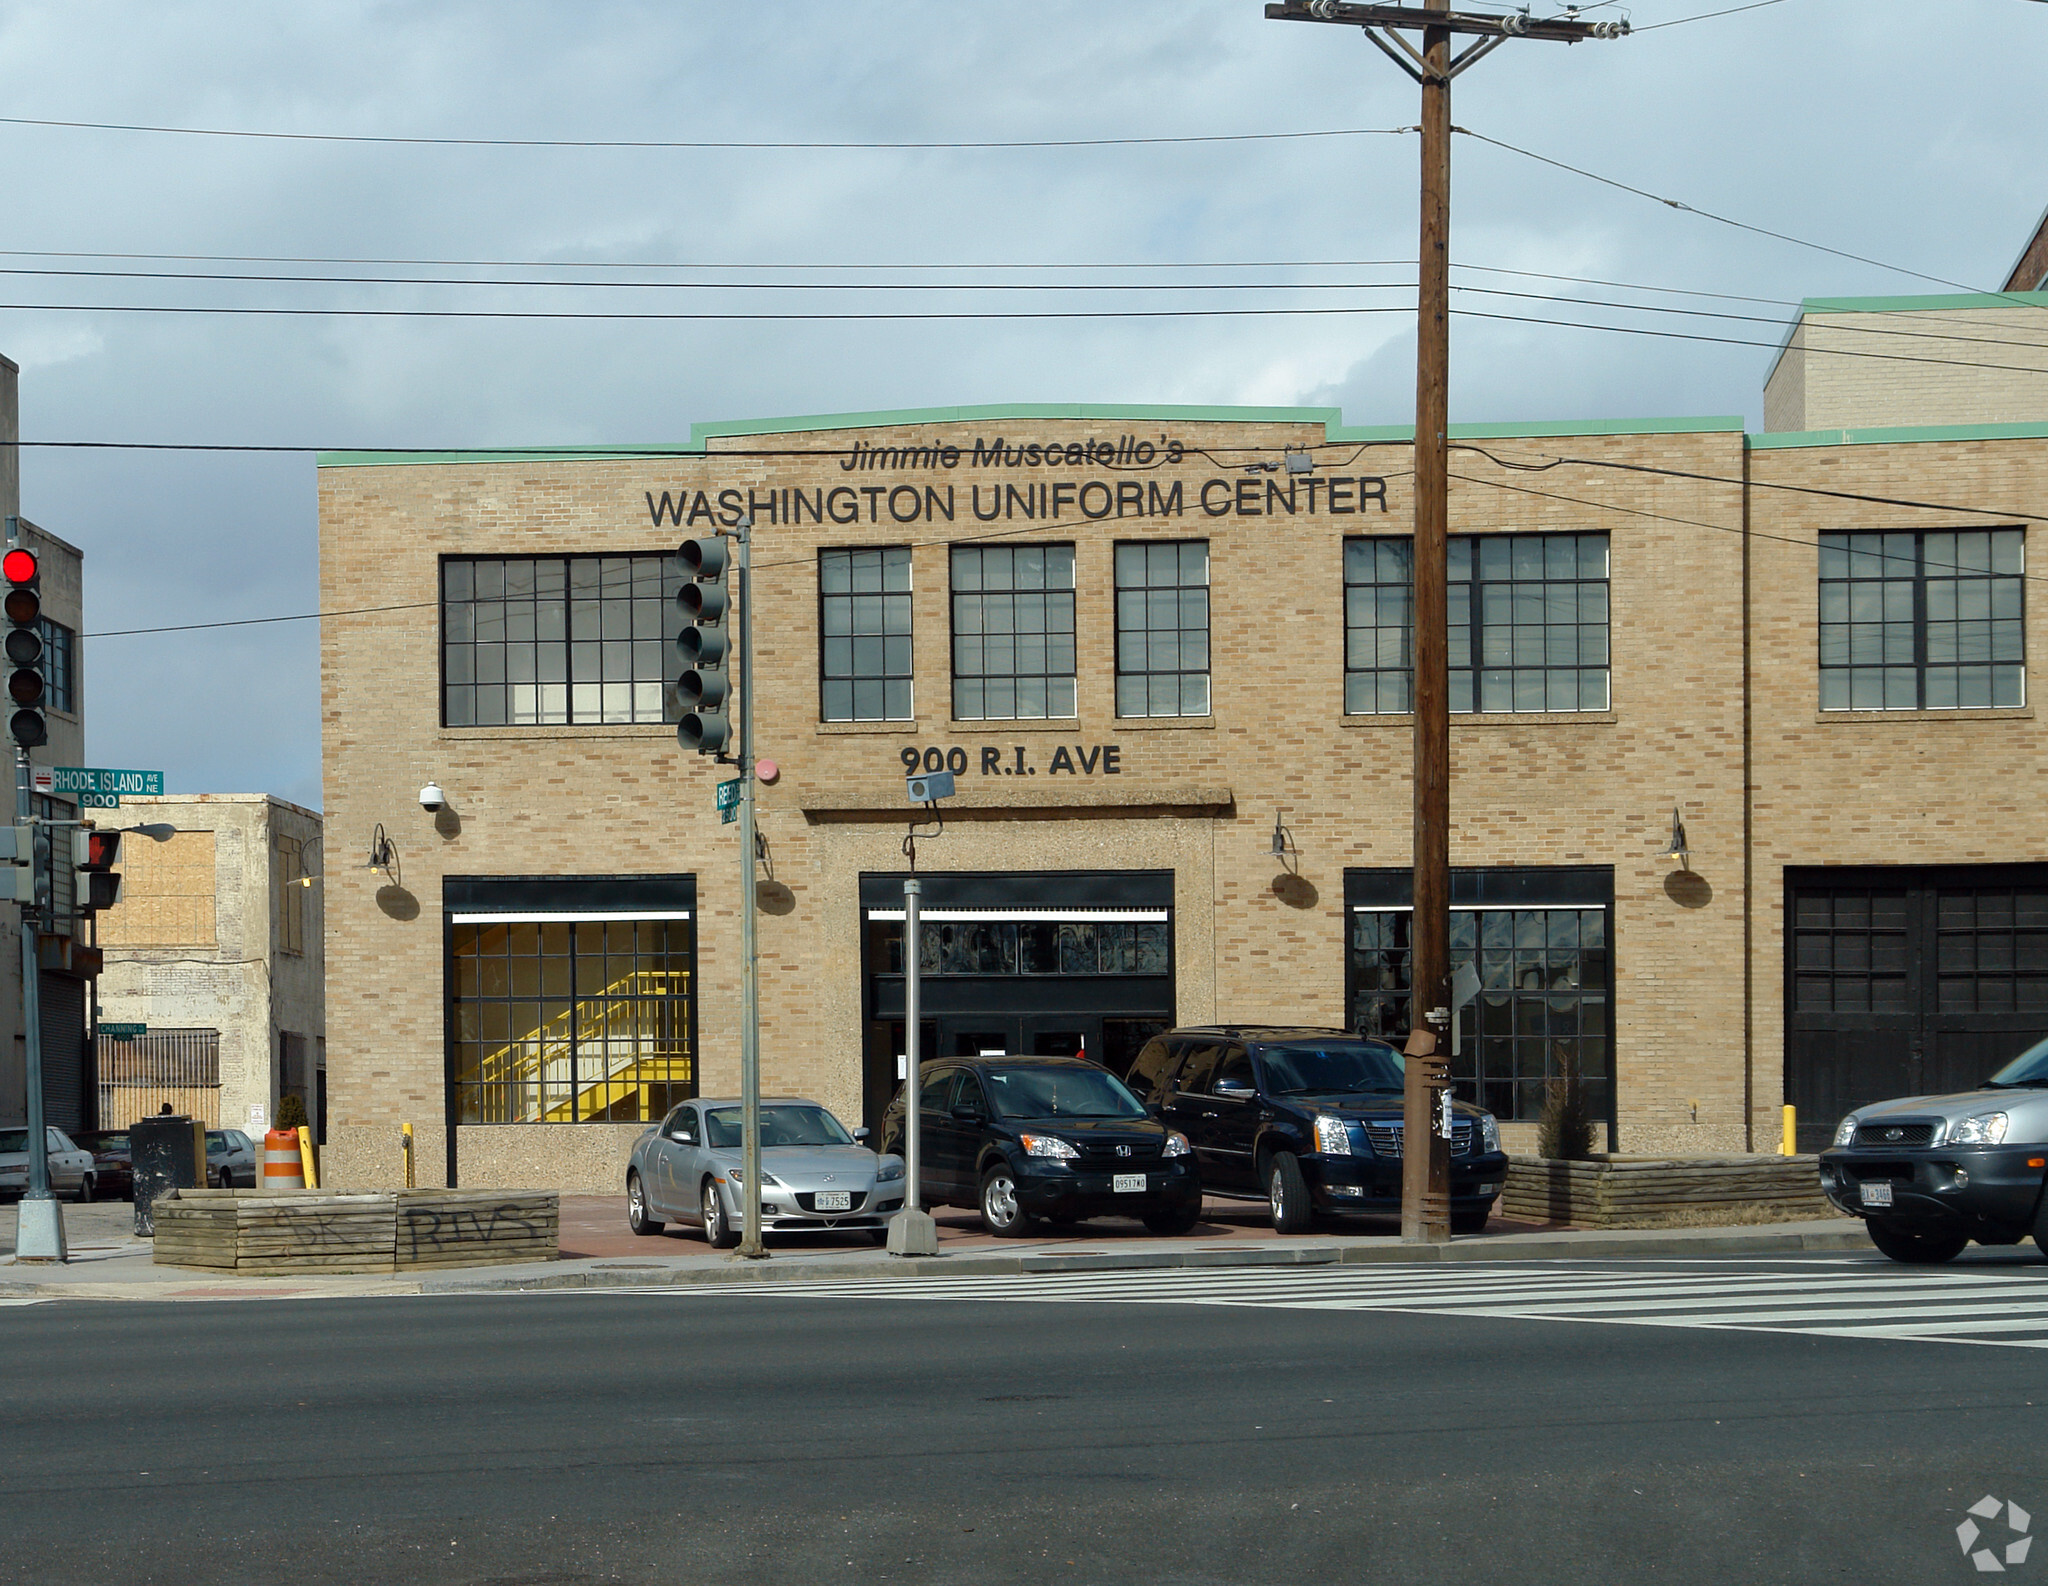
[471,969,693,1121]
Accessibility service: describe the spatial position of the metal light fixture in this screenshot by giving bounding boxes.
[1665,807,1690,870]
[366,822,395,872]
[1270,812,1295,859]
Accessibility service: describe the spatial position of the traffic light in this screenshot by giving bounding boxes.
[674,537,733,755]
[0,823,35,904]
[72,828,121,913]
[3,546,45,749]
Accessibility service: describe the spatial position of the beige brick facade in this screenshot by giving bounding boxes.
[317,404,2047,1193]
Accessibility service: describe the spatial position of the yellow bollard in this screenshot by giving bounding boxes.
[1782,1104,1798,1157]
[402,1121,415,1189]
[296,1125,319,1190]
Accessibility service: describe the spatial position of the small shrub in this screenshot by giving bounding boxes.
[1537,1058,1596,1161]
[274,1093,309,1132]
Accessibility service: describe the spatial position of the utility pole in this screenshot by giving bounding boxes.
[1265,1,1626,1242]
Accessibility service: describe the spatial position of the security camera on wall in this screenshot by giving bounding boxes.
[419,782,446,813]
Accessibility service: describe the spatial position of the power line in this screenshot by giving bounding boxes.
[0,113,1413,152]
[1635,0,1793,30]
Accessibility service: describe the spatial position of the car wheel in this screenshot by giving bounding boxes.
[1867,1218,1968,1265]
[626,1171,663,1236]
[979,1165,1031,1238]
[76,1173,95,1205]
[1452,1204,1491,1236]
[1142,1201,1201,1236]
[702,1179,739,1249]
[1267,1151,1313,1235]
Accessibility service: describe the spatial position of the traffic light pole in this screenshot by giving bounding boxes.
[14,742,64,1261]
[732,520,768,1261]
[1263,0,1624,1243]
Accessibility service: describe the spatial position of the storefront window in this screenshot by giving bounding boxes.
[451,916,694,1123]
[868,915,1170,977]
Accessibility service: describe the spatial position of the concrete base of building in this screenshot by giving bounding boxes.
[886,1208,940,1257]
[14,1196,69,1262]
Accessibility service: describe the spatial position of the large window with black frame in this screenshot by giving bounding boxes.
[441,554,681,728]
[1344,532,1610,714]
[1115,540,1210,718]
[951,543,1076,720]
[820,546,913,722]
[1818,529,2025,710]
[1347,870,1613,1129]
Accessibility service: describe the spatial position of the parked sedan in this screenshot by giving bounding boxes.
[69,1130,136,1200]
[204,1129,257,1189]
[626,1097,904,1246]
[0,1127,98,1201]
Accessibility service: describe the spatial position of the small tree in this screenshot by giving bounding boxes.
[274,1093,309,1132]
[1537,1053,1597,1161]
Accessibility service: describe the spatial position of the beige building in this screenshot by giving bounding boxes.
[0,352,99,1135]
[94,795,325,1137]
[315,378,2046,1193]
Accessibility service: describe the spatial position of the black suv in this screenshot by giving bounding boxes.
[880,1056,1203,1238]
[1123,1027,1509,1234]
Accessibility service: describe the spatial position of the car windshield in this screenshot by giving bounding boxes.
[702,1104,854,1150]
[1986,1035,2048,1089]
[0,1129,25,1153]
[95,1133,129,1150]
[984,1067,1146,1120]
[1258,1040,1406,1097]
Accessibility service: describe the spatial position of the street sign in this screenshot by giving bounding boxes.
[715,777,741,825]
[99,1022,147,1039]
[49,767,164,798]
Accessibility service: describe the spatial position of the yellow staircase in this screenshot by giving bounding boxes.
[477,970,693,1121]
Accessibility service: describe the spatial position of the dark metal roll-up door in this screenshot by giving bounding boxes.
[1786,865,2048,1151]
[38,972,86,1133]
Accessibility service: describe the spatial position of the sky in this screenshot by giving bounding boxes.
[0,0,2040,812]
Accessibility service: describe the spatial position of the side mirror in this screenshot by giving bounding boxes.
[950,1104,982,1123]
[853,1126,871,1141]
[1214,1077,1254,1097]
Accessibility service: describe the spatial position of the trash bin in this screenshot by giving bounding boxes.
[131,1116,206,1237]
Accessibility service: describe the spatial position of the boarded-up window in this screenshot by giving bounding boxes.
[97,1027,221,1128]
[275,833,305,955]
[98,831,217,947]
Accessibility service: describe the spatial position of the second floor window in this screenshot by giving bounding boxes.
[443,555,678,728]
[1819,529,2025,710]
[1116,541,1210,718]
[952,544,1076,720]
[820,547,913,722]
[1345,532,1610,715]
[38,618,74,714]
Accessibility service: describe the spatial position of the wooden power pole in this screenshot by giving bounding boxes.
[1265,1,1626,1242]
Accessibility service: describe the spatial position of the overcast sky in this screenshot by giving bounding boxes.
[0,0,2040,812]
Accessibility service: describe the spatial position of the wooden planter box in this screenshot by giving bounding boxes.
[1501,1154,1834,1229]
[152,1188,558,1274]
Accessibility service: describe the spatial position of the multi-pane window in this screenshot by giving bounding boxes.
[1115,541,1210,718]
[1935,887,2048,1014]
[820,547,913,722]
[38,618,74,713]
[1818,530,2025,710]
[442,555,679,728]
[451,917,694,1124]
[274,834,306,956]
[1345,533,1610,714]
[877,916,1171,976]
[1349,904,1611,1124]
[951,544,1076,720]
[1792,888,1909,1013]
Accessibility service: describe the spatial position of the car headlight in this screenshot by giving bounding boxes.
[1018,1133,1078,1159]
[724,1167,782,1187]
[1949,1112,2010,1146]
[1313,1114,1352,1155]
[1161,1132,1191,1159]
[875,1158,904,1182]
[1480,1114,1501,1154]
[1833,1115,1859,1148]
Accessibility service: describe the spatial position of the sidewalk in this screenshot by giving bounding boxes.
[0,1194,1874,1303]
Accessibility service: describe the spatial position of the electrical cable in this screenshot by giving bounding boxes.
[1634,0,1792,29]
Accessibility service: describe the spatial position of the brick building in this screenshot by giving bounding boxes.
[316,373,2047,1193]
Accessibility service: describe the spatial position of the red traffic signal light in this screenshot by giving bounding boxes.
[1,548,36,585]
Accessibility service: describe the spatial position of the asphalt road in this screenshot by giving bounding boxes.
[3,1254,2042,1586]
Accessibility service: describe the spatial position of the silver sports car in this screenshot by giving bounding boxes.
[626,1096,905,1246]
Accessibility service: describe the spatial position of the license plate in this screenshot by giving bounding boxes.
[814,1191,851,1211]
[1859,1180,1894,1208]
[1112,1174,1146,1194]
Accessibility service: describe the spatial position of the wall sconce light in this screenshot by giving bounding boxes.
[366,823,395,873]
[1270,811,1296,860]
[1665,807,1690,870]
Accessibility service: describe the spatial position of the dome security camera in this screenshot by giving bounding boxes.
[419,782,446,813]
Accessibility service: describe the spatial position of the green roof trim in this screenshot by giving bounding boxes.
[1750,419,2048,451]
[1795,290,2048,314]
[317,404,1746,468]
